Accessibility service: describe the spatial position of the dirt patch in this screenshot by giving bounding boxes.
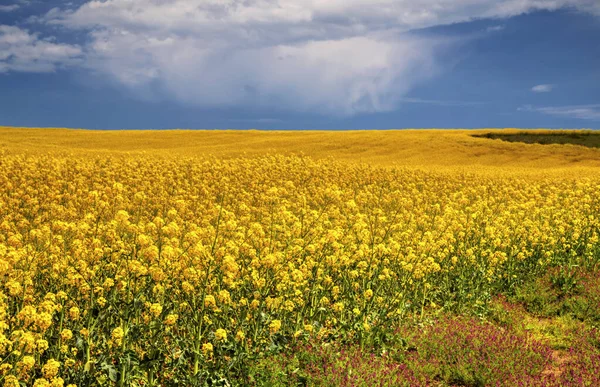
[542,350,574,378]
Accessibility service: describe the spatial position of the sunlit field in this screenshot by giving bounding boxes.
[1,128,600,386]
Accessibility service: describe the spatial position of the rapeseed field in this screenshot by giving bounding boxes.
[1,128,599,386]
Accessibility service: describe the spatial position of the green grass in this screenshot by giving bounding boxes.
[247,265,600,386]
[473,130,600,148]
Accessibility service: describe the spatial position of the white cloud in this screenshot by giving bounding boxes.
[483,0,600,18]
[48,0,600,34]
[519,104,600,120]
[0,5,19,12]
[81,29,443,114]
[0,25,82,73]
[486,25,505,32]
[401,97,484,106]
[29,0,600,114]
[531,84,554,93]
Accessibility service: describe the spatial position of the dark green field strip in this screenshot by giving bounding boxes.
[474,131,600,148]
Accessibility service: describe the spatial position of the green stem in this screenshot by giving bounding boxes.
[56,307,65,361]
[148,368,155,387]
[119,361,126,387]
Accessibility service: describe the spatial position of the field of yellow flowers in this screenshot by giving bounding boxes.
[1,128,600,386]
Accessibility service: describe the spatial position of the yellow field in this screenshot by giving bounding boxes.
[0,127,599,386]
[2,127,600,174]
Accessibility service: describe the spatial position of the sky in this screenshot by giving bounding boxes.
[0,0,598,130]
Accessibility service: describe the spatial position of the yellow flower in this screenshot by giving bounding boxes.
[35,312,53,332]
[5,281,22,297]
[37,339,49,353]
[56,291,68,301]
[42,359,61,379]
[16,331,36,353]
[0,333,11,354]
[111,327,124,346]
[332,302,344,313]
[204,295,216,309]
[18,355,35,371]
[362,322,371,332]
[0,364,13,375]
[214,328,227,342]
[60,329,73,341]
[115,210,130,225]
[181,281,194,293]
[164,314,178,326]
[201,343,213,356]
[235,330,245,341]
[102,278,115,291]
[152,284,165,295]
[269,320,281,334]
[51,377,64,387]
[149,303,162,318]
[217,290,231,305]
[3,375,20,387]
[68,307,80,321]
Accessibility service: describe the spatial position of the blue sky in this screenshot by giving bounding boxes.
[0,0,598,129]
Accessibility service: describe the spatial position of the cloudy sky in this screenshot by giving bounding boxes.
[0,0,598,129]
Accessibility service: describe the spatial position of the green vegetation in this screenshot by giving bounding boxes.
[474,130,600,148]
[250,265,600,386]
